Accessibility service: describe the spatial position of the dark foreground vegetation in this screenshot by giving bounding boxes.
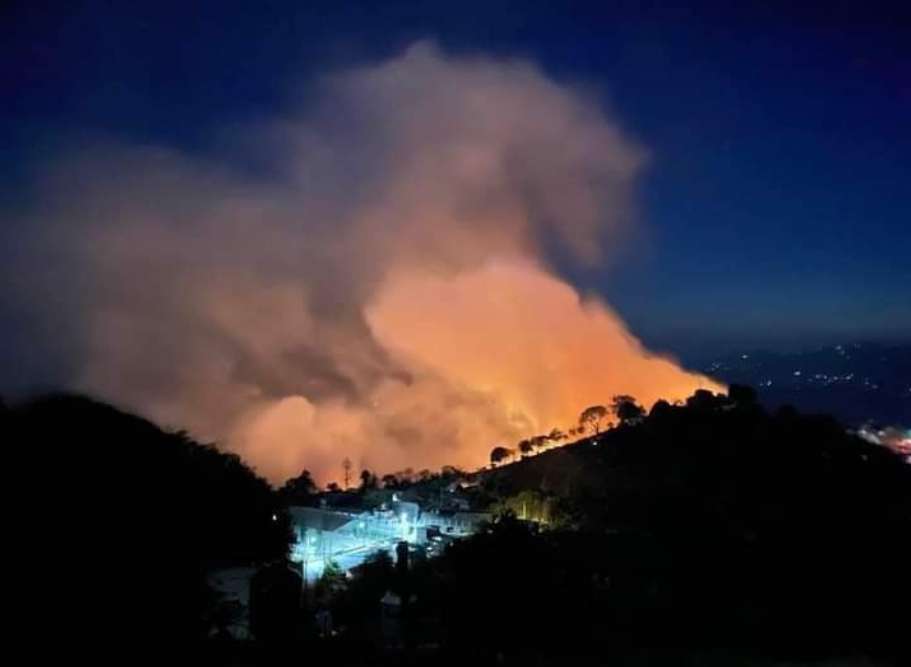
[5,395,290,645]
[4,388,909,665]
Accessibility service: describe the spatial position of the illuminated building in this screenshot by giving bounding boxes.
[287,500,488,581]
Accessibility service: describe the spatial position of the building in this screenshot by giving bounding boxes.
[288,501,488,581]
[289,504,422,581]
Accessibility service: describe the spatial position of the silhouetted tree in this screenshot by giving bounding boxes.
[278,469,318,505]
[686,388,721,411]
[649,398,673,419]
[611,394,645,425]
[518,439,533,457]
[359,468,378,491]
[440,465,463,479]
[579,405,609,434]
[727,383,758,406]
[490,446,511,466]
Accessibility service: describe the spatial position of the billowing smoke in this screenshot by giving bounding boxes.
[3,42,721,484]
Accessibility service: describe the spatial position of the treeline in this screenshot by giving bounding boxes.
[277,464,470,507]
[490,394,646,465]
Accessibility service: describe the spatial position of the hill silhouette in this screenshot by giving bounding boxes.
[449,389,911,657]
[5,389,909,662]
[5,394,290,644]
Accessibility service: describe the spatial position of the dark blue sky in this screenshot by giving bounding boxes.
[3,1,909,360]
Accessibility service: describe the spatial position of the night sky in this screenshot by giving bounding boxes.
[2,1,909,363]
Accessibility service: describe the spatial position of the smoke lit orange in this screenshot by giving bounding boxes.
[10,42,722,485]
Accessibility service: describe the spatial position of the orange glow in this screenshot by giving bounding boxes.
[368,258,723,428]
[231,259,722,483]
[15,43,725,485]
[367,258,722,456]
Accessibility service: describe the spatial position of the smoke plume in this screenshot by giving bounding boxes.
[3,43,721,484]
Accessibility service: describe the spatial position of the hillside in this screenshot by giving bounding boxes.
[478,389,911,534]
[4,394,290,642]
[5,388,909,658]
[423,388,911,655]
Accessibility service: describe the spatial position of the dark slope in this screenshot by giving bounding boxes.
[462,390,911,656]
[4,394,290,642]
